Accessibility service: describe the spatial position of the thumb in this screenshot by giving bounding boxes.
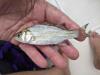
[75,28,87,41]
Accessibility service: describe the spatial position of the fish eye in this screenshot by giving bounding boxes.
[16,32,22,38]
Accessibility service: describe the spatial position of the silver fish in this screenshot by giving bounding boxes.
[15,25,79,45]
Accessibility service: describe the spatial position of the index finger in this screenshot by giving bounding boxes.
[46,2,79,30]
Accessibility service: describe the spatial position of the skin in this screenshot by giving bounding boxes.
[7,67,70,75]
[0,0,86,70]
[7,57,70,75]
[0,0,88,75]
[89,32,100,69]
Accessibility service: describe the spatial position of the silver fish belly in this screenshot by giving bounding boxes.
[15,25,79,45]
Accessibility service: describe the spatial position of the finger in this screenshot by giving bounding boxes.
[11,38,20,45]
[89,32,96,43]
[76,28,87,41]
[89,32,97,49]
[59,41,79,60]
[46,2,79,30]
[89,32,100,49]
[19,44,48,68]
[93,32,100,38]
[90,32,97,37]
[50,45,68,62]
[37,45,67,69]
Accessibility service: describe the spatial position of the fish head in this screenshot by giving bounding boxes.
[15,28,35,44]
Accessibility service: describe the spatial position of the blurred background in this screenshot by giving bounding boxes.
[48,0,100,75]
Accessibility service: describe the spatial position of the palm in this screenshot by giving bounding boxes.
[10,0,84,68]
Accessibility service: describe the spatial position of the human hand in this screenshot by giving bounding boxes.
[89,32,100,69]
[0,0,86,69]
[89,32,100,50]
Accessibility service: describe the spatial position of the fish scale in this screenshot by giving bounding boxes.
[15,25,79,45]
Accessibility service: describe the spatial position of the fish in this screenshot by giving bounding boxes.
[14,24,79,45]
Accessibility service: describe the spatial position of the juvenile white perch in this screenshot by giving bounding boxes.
[15,25,79,45]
